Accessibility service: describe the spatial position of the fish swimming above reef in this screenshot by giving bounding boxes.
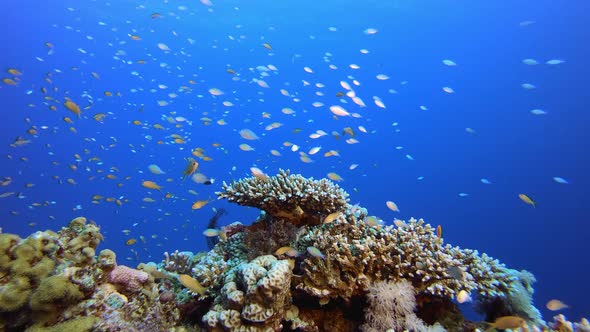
[192,173,215,185]
[546,299,569,311]
[182,157,199,180]
[484,316,526,331]
[205,208,227,249]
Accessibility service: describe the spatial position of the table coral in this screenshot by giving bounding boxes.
[217,169,349,226]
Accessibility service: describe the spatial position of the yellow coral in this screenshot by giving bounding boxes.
[0,276,32,311]
[29,275,84,321]
[25,316,96,332]
[10,238,57,282]
[98,249,117,268]
[67,224,103,253]
[68,216,87,231]
[0,233,20,268]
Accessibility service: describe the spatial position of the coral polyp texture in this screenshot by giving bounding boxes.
[0,171,588,331]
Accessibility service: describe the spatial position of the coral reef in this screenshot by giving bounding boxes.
[1,171,588,331]
[0,217,182,331]
[188,170,584,331]
[163,250,197,275]
[202,255,293,331]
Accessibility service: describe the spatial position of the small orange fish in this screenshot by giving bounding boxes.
[142,180,162,191]
[64,100,81,117]
[386,201,399,212]
[485,316,526,330]
[327,172,343,182]
[518,193,536,207]
[323,212,342,224]
[546,299,569,311]
[126,238,137,245]
[275,246,295,256]
[191,199,209,210]
[178,274,205,295]
[3,78,17,86]
[182,158,199,180]
[7,68,22,76]
[436,225,443,238]
[93,113,106,122]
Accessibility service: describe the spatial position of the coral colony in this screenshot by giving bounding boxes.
[1,170,588,331]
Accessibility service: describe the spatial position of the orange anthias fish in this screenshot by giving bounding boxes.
[142,180,162,191]
[178,274,205,296]
[518,193,536,207]
[182,157,199,180]
[64,100,81,118]
[191,199,209,210]
[484,316,526,331]
[546,299,569,311]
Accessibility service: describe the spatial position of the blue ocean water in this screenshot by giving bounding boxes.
[1,0,589,323]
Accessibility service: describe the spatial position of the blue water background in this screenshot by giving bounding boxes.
[1,0,589,322]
